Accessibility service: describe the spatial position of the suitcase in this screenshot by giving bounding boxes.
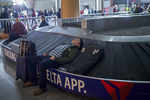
[16,56,37,83]
[16,56,28,82]
[16,39,37,83]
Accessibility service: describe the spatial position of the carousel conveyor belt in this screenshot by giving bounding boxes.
[89,42,150,81]
[7,31,74,55]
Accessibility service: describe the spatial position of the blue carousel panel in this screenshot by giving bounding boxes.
[47,68,150,100]
[2,45,17,62]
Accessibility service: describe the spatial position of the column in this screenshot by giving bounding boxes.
[95,0,104,11]
[55,0,58,12]
[57,0,61,10]
[56,0,61,12]
[61,0,79,18]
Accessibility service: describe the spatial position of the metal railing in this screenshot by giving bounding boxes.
[61,12,150,24]
[0,16,57,34]
[1,12,150,34]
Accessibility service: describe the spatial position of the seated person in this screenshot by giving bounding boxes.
[9,18,27,42]
[39,15,49,28]
[24,38,82,96]
[133,5,143,13]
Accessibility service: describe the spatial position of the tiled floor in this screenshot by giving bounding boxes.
[0,47,98,100]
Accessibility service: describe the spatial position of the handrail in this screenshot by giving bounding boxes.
[60,13,150,23]
[0,16,58,33]
[0,16,57,21]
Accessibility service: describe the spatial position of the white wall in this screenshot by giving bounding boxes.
[33,0,103,11]
[80,0,103,10]
[80,0,96,10]
[34,0,55,11]
[25,0,34,8]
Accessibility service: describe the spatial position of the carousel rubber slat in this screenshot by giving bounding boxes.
[37,36,73,55]
[89,43,150,81]
[138,43,150,57]
[131,44,150,78]
[7,32,72,55]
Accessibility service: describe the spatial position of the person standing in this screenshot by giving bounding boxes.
[44,9,48,16]
[32,9,37,25]
[57,8,61,18]
[2,8,11,33]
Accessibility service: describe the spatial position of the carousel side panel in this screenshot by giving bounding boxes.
[128,83,150,100]
[46,68,112,100]
[47,69,150,100]
[1,44,17,62]
[1,42,150,100]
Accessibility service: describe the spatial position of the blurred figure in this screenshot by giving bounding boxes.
[80,8,84,15]
[83,8,89,15]
[57,8,61,18]
[32,9,37,25]
[37,10,40,17]
[1,8,11,33]
[38,10,44,16]
[134,5,143,13]
[113,4,119,13]
[32,9,36,17]
[13,10,19,18]
[9,18,27,42]
[125,6,131,12]
[146,4,150,13]
[131,3,136,12]
[48,8,54,16]
[44,9,48,16]
[39,16,49,28]
[51,8,55,15]
[108,5,114,15]
[48,9,52,16]
[144,3,148,10]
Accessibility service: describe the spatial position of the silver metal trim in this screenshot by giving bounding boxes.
[56,69,150,84]
[2,39,150,83]
[36,26,150,43]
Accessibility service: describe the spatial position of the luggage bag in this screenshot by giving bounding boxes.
[16,39,37,83]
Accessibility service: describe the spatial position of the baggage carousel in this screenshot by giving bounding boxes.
[2,14,150,100]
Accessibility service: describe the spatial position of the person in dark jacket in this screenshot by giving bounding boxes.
[39,15,49,27]
[2,8,11,33]
[8,18,27,42]
[57,8,61,18]
[23,38,82,96]
[134,5,143,13]
[32,9,37,25]
[44,9,48,16]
